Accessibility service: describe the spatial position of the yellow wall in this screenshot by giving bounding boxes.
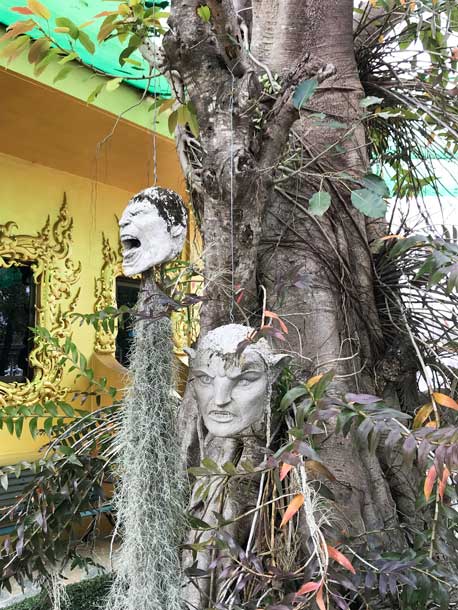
[0,66,187,466]
[0,151,132,465]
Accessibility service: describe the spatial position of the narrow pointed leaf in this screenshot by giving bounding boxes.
[27,0,50,19]
[438,467,450,501]
[316,583,327,610]
[279,463,294,481]
[280,493,304,527]
[413,403,433,429]
[432,392,458,411]
[424,465,437,501]
[296,581,321,596]
[327,544,356,574]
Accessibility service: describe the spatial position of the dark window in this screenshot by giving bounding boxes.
[0,265,35,383]
[115,277,140,367]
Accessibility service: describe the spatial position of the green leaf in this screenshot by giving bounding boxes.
[280,386,309,411]
[59,51,79,65]
[59,402,74,417]
[168,109,178,134]
[197,5,211,22]
[15,418,24,438]
[351,188,387,219]
[44,417,54,436]
[5,417,14,435]
[292,79,318,109]
[309,191,331,215]
[360,96,383,108]
[222,461,237,475]
[106,77,122,91]
[53,65,71,84]
[201,457,220,473]
[361,173,390,197]
[55,17,79,39]
[29,417,38,439]
[78,30,95,54]
[187,106,200,137]
[87,82,105,103]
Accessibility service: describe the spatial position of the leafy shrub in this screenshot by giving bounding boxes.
[5,573,112,610]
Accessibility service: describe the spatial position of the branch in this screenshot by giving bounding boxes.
[259,58,336,172]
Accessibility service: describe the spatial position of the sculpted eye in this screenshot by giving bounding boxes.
[237,373,261,387]
[196,374,213,385]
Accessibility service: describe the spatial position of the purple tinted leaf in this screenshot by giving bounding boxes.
[316,408,339,421]
[388,574,398,597]
[365,571,376,590]
[332,593,350,610]
[417,438,432,471]
[402,434,417,466]
[346,393,382,404]
[385,427,402,456]
[379,573,388,597]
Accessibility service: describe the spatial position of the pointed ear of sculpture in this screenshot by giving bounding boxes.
[270,354,292,381]
[183,347,197,359]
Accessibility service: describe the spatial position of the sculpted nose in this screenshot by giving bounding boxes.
[214,380,232,408]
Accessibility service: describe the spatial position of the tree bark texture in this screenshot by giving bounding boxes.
[163,0,417,606]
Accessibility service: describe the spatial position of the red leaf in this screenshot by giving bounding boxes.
[11,6,34,14]
[327,544,356,574]
[280,493,304,527]
[296,581,321,596]
[279,463,294,481]
[264,310,288,334]
[424,465,437,501]
[438,466,450,502]
[316,583,327,610]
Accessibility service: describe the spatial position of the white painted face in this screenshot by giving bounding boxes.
[119,188,186,276]
[188,324,290,437]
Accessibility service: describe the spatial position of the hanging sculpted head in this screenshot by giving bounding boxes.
[119,187,187,276]
[186,324,290,437]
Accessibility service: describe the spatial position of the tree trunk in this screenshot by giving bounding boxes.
[164,0,414,606]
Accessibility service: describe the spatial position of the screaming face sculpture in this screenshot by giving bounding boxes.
[187,324,290,437]
[119,187,187,276]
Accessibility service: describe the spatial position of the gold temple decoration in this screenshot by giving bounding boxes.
[94,234,122,355]
[0,196,81,407]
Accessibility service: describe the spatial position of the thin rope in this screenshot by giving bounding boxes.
[152,2,158,186]
[229,70,235,322]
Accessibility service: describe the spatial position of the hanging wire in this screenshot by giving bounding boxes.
[152,0,158,186]
[229,70,236,322]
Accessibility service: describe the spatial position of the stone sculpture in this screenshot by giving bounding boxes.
[186,324,290,437]
[106,187,187,610]
[119,186,187,276]
[183,324,290,608]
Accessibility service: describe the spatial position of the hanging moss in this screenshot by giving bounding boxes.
[104,295,185,610]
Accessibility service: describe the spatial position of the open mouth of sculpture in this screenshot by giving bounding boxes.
[121,236,141,258]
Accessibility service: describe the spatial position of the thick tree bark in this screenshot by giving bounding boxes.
[164,1,415,606]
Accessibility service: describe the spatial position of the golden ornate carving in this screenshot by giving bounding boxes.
[94,234,122,355]
[0,195,81,407]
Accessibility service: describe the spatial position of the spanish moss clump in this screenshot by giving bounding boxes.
[105,307,185,610]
